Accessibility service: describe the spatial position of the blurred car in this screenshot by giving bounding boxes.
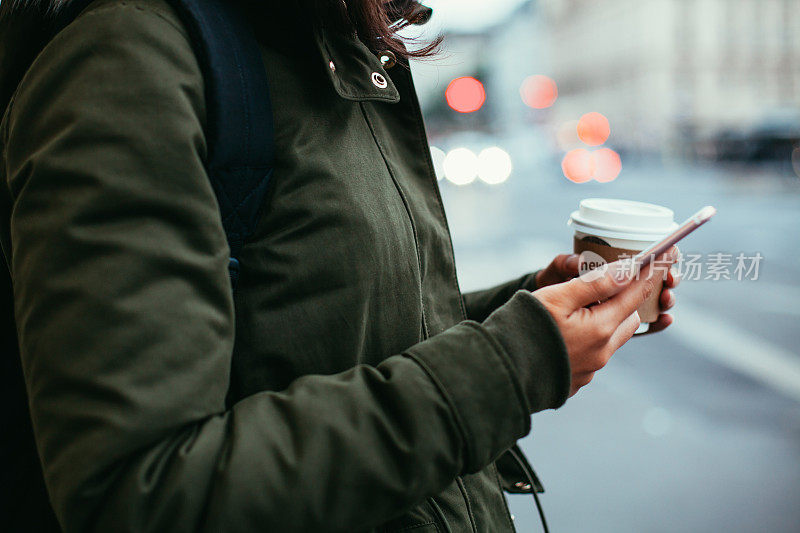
[712,109,800,163]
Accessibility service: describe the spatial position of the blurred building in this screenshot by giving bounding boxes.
[415,0,800,160]
[539,0,800,157]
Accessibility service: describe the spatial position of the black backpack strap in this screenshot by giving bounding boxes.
[165,0,275,290]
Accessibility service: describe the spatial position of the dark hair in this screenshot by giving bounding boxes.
[0,0,440,116]
[335,0,441,59]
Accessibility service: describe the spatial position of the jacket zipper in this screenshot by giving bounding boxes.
[357,102,430,340]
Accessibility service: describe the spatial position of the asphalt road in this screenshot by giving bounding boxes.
[439,156,800,532]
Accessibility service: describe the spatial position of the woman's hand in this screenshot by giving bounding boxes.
[533,249,680,396]
[640,265,681,334]
[535,254,580,288]
[535,252,680,334]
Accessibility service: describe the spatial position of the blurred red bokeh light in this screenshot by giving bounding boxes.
[561,149,595,183]
[445,77,486,113]
[592,148,622,182]
[520,75,558,109]
[577,112,610,146]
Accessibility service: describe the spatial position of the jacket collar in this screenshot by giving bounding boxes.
[314,24,400,103]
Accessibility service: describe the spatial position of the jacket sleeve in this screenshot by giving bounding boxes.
[2,3,568,532]
[462,271,541,322]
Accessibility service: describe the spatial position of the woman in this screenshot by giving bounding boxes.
[0,0,679,531]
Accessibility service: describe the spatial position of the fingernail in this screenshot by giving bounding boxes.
[565,254,580,269]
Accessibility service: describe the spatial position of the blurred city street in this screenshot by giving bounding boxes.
[440,159,800,532]
[413,0,799,530]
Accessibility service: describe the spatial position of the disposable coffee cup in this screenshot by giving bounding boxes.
[568,198,678,329]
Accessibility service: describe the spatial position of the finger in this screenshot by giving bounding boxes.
[665,267,681,289]
[666,245,680,262]
[592,262,659,325]
[562,259,635,310]
[608,310,641,352]
[660,288,676,311]
[593,250,679,325]
[537,254,579,288]
[637,313,673,335]
[649,247,677,281]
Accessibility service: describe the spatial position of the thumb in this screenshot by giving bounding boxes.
[561,259,635,310]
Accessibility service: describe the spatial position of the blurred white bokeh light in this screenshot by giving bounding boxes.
[444,148,478,185]
[477,147,512,184]
[429,146,446,181]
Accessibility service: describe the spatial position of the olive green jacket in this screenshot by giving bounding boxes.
[0,0,570,531]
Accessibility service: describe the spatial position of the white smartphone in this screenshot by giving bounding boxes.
[632,205,717,273]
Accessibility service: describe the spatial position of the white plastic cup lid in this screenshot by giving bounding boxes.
[568,198,678,241]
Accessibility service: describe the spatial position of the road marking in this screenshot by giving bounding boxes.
[747,282,800,317]
[670,303,800,403]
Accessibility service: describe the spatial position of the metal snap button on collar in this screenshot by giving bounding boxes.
[371,72,388,89]
[378,50,397,69]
